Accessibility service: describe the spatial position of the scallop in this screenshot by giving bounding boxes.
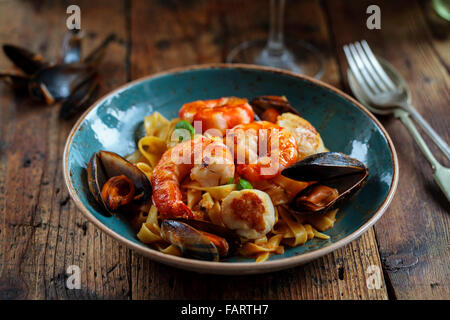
[221,189,275,239]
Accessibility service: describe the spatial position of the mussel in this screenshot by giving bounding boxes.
[59,72,100,119]
[87,150,152,216]
[281,152,369,214]
[3,44,48,75]
[250,95,300,121]
[160,219,240,261]
[28,64,97,104]
[1,31,115,119]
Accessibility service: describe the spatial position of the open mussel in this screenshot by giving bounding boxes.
[282,152,368,215]
[250,95,299,122]
[87,150,152,216]
[160,220,238,261]
[2,44,48,75]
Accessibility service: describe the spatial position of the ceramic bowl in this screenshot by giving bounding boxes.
[63,64,398,274]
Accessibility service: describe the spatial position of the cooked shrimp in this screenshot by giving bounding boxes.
[276,112,327,159]
[179,97,254,136]
[226,121,298,182]
[151,136,235,219]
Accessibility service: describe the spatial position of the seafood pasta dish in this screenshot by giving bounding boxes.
[87,96,368,262]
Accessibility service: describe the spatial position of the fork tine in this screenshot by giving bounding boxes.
[354,41,389,92]
[343,44,376,99]
[361,40,397,90]
[348,43,381,94]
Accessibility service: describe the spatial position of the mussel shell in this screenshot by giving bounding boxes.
[28,63,96,102]
[59,72,100,119]
[250,96,300,118]
[3,44,47,75]
[290,169,368,214]
[87,152,111,216]
[83,33,116,66]
[176,218,240,253]
[282,152,368,182]
[0,72,30,91]
[161,220,220,261]
[87,150,152,215]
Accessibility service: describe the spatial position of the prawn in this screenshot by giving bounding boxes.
[151,136,235,219]
[226,121,298,182]
[179,97,254,136]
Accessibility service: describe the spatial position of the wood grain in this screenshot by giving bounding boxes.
[129,0,387,300]
[1,0,447,300]
[0,0,130,299]
[324,0,450,299]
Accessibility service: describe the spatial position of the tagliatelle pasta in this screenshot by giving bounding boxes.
[96,95,366,263]
[183,182,236,201]
[138,136,167,167]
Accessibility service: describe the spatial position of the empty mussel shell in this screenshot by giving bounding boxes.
[0,72,30,91]
[59,72,100,119]
[161,220,229,261]
[2,44,48,75]
[28,63,96,104]
[87,150,152,215]
[83,33,116,67]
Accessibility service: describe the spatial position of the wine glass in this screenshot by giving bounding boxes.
[227,0,324,79]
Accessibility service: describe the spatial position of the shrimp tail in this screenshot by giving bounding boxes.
[159,200,194,220]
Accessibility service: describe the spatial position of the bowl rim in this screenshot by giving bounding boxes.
[63,63,399,274]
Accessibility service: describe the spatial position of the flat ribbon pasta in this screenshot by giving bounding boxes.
[138,136,167,167]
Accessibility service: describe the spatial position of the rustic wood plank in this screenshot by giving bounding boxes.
[324,0,450,299]
[0,0,130,299]
[129,0,387,300]
[419,0,450,68]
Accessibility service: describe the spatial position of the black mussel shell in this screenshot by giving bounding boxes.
[28,63,96,104]
[83,34,116,67]
[2,44,48,75]
[87,150,152,215]
[161,220,222,261]
[175,218,240,253]
[87,152,110,215]
[282,152,367,182]
[0,72,30,92]
[59,72,100,119]
[250,96,300,119]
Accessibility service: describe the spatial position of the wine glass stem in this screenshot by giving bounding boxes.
[267,0,286,56]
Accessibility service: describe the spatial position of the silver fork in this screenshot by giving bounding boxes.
[344,40,450,202]
[343,40,450,161]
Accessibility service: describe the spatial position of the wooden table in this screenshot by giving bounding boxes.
[0,0,448,300]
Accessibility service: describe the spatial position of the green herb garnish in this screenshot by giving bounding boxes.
[175,120,195,138]
[237,178,253,190]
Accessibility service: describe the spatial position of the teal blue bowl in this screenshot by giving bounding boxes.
[63,64,398,274]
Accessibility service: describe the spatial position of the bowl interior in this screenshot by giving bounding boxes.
[66,66,394,263]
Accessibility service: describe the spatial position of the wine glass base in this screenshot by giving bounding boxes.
[227,39,324,79]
